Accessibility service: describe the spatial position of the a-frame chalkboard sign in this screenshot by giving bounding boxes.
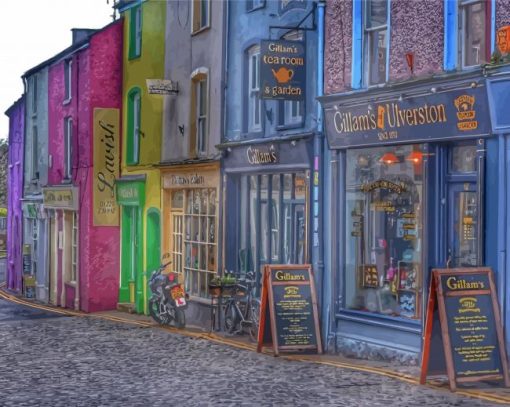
[420,268,510,391]
[257,264,322,356]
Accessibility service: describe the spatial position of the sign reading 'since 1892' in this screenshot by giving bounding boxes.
[260,40,305,100]
[323,85,491,148]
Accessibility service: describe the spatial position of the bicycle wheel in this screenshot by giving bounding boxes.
[224,301,238,333]
[248,298,261,342]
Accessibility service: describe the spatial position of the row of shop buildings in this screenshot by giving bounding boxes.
[6,0,510,363]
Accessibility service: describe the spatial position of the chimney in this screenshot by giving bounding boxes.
[71,28,97,45]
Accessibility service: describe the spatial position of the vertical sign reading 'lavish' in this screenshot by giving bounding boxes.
[93,108,120,226]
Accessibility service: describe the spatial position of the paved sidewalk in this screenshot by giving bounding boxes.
[2,287,510,405]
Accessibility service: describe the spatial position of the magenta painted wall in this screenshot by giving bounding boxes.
[6,96,25,292]
[497,0,510,28]
[388,0,443,82]
[325,0,352,95]
[47,20,123,312]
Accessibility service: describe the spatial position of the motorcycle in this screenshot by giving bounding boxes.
[148,261,188,328]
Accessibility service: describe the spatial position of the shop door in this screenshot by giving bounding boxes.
[446,142,482,268]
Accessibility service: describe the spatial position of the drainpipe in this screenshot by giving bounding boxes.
[313,0,327,350]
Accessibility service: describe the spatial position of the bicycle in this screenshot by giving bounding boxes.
[222,271,261,342]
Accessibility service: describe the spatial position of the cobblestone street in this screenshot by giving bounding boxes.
[0,299,505,406]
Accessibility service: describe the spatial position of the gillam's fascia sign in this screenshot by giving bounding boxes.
[323,85,491,148]
[260,40,305,100]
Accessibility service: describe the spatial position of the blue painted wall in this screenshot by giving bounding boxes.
[225,0,318,141]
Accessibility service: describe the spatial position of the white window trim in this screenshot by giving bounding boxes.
[248,45,262,133]
[363,0,390,87]
[64,59,72,103]
[281,30,304,127]
[64,117,73,180]
[191,0,211,35]
[196,77,208,155]
[458,0,487,69]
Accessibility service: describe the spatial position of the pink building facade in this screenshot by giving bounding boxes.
[45,21,123,312]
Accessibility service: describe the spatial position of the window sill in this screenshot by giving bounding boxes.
[128,53,141,61]
[30,178,39,185]
[246,4,265,13]
[61,178,72,185]
[191,25,210,36]
[276,122,304,132]
[336,309,421,334]
[63,98,72,106]
[241,130,264,140]
[65,281,77,288]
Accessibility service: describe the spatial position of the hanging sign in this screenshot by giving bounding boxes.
[257,264,322,356]
[93,108,120,226]
[260,40,306,100]
[43,187,78,210]
[420,268,510,391]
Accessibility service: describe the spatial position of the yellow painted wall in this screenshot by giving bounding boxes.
[121,0,166,314]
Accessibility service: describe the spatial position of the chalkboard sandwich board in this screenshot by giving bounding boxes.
[420,268,510,391]
[257,264,322,356]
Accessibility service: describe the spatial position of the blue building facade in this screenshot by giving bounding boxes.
[320,0,510,363]
[220,0,324,299]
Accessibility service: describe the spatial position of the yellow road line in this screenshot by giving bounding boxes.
[2,288,510,404]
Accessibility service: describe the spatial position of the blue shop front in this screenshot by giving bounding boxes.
[220,136,313,289]
[320,70,510,363]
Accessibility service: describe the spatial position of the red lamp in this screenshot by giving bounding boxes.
[406,151,423,164]
[379,152,399,165]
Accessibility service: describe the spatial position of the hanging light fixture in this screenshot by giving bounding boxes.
[406,151,423,164]
[379,152,399,165]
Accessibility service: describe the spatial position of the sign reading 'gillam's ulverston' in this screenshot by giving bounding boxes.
[260,40,305,100]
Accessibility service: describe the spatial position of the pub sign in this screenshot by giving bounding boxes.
[260,40,305,101]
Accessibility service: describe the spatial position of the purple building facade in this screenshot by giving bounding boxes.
[5,96,25,292]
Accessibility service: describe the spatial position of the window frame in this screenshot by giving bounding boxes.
[127,87,141,165]
[363,0,390,87]
[277,30,305,129]
[64,59,72,102]
[129,5,142,59]
[31,125,39,181]
[246,0,265,13]
[246,45,263,135]
[64,117,73,181]
[190,69,209,157]
[192,0,211,35]
[32,75,37,115]
[458,0,489,69]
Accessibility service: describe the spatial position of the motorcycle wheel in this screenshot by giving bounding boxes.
[174,308,186,329]
[248,298,261,342]
[149,298,164,324]
[224,301,237,334]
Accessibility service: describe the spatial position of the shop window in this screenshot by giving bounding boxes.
[190,69,208,157]
[459,0,487,68]
[127,88,141,165]
[31,218,38,277]
[345,145,424,320]
[364,0,388,86]
[129,5,142,59]
[169,188,217,298]
[237,172,307,278]
[192,0,210,34]
[247,45,262,133]
[71,212,78,282]
[64,117,73,180]
[64,59,72,102]
[31,125,38,181]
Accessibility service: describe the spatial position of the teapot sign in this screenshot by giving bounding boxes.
[260,40,305,100]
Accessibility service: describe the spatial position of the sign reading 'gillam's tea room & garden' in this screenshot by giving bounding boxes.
[260,40,305,101]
